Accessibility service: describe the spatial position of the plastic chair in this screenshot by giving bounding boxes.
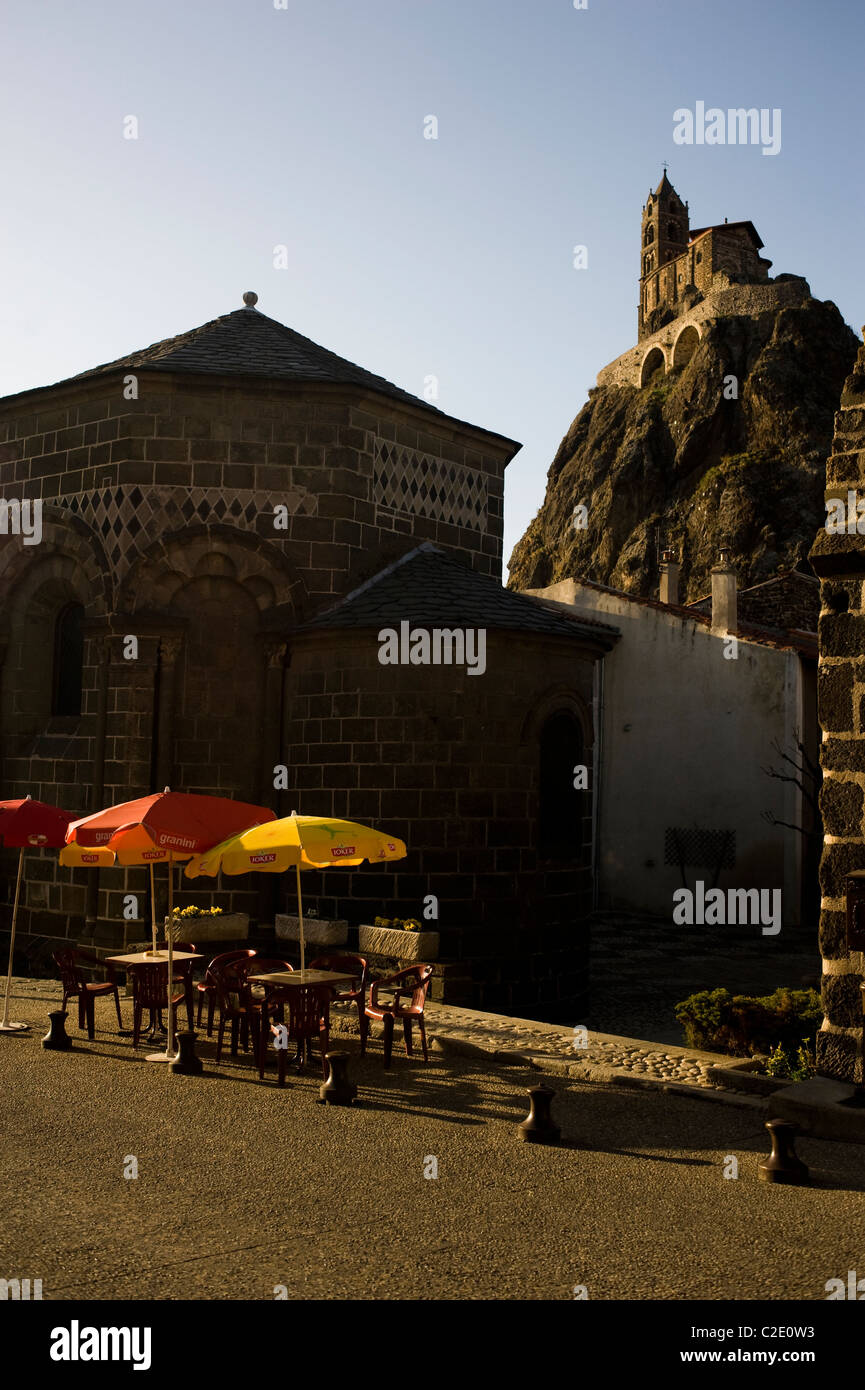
[54,947,123,1039]
[245,958,294,1078]
[362,964,433,1068]
[309,953,369,1049]
[212,955,266,1064]
[196,949,257,1036]
[128,962,187,1049]
[272,985,331,1084]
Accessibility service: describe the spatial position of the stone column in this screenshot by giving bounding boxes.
[256,637,287,926]
[258,638,287,806]
[809,326,865,1083]
[155,635,183,792]
[84,634,111,933]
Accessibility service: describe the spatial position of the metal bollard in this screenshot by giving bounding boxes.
[319,1051,358,1106]
[42,1010,73,1052]
[517,1084,561,1145]
[170,1030,203,1075]
[758,1118,809,1185]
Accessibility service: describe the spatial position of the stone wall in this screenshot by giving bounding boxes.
[809,326,865,1082]
[598,278,811,390]
[0,370,514,957]
[277,628,597,1019]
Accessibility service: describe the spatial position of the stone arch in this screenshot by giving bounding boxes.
[0,538,106,742]
[521,686,593,750]
[640,345,666,387]
[116,524,306,618]
[672,323,700,369]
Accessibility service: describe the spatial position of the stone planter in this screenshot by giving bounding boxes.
[357,924,439,962]
[171,912,250,942]
[706,1057,797,1097]
[275,915,347,947]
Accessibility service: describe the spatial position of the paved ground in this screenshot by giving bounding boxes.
[2,980,863,1302]
[588,910,820,1045]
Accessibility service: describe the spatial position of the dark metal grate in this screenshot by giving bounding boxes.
[664,827,736,870]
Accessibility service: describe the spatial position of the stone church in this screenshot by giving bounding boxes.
[598,172,810,390]
[0,293,617,1017]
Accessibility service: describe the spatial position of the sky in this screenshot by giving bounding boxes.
[1,0,862,577]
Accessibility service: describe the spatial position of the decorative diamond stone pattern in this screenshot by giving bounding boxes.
[373,438,487,533]
[55,486,317,576]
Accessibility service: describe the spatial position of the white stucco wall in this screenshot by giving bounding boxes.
[528,580,805,925]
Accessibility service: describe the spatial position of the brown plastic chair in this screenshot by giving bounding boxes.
[212,954,270,1065]
[245,958,294,1078]
[309,953,369,1048]
[128,962,187,1049]
[54,947,124,1039]
[362,964,433,1068]
[272,985,331,1084]
[196,949,256,1036]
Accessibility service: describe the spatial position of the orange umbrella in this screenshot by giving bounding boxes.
[0,797,77,1033]
[66,789,276,1060]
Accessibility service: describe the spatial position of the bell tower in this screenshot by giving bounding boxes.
[639,171,690,340]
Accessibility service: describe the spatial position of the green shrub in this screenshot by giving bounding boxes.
[765,1039,816,1081]
[674,986,821,1057]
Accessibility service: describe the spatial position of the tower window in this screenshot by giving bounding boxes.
[52,602,84,716]
[644,225,655,246]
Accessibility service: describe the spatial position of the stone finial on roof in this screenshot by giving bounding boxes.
[242,291,258,308]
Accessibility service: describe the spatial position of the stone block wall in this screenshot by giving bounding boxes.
[809,327,865,1082]
[277,628,597,1019]
[0,368,514,955]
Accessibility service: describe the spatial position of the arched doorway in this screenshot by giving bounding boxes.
[538,710,585,861]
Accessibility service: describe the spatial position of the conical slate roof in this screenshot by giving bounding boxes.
[65,301,438,413]
[299,543,619,644]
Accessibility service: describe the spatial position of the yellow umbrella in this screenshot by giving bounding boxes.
[184,812,407,970]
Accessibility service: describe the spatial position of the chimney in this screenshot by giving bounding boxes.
[659,549,680,605]
[711,547,737,633]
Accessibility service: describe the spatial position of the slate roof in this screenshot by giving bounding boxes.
[63,304,437,410]
[5,301,519,448]
[688,220,764,249]
[299,544,620,645]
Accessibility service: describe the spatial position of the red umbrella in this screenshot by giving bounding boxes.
[66,789,276,1061]
[0,797,77,1033]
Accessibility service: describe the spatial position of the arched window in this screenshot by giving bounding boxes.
[644,225,655,246]
[668,220,679,239]
[538,711,585,860]
[52,603,84,716]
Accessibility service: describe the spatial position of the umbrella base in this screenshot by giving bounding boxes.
[145,1050,175,1063]
[0,1021,30,1033]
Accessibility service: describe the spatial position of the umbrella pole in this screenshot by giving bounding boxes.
[296,862,305,974]
[0,847,28,1033]
[149,863,157,955]
[147,856,175,1064]
[167,856,175,1057]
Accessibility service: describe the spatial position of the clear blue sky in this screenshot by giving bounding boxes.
[2,0,862,576]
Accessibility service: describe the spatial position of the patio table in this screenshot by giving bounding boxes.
[249,968,358,1072]
[107,950,202,1042]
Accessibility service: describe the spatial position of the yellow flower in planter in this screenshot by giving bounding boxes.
[402,918,421,931]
